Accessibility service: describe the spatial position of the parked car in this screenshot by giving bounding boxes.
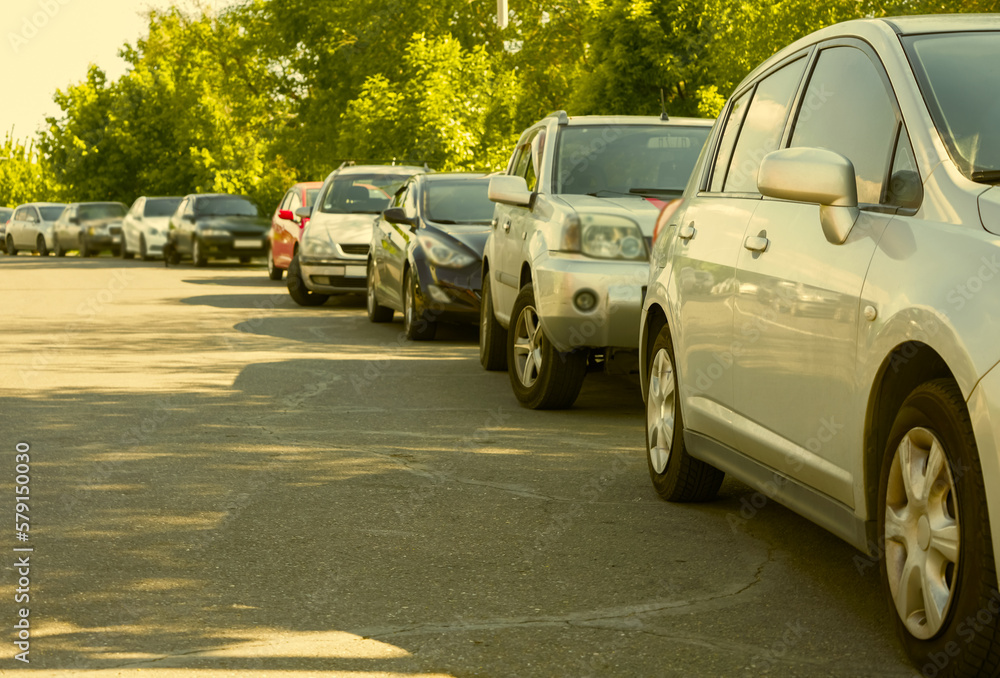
[166,194,269,266]
[641,16,1000,675]
[0,207,12,253]
[53,202,127,257]
[480,111,712,409]
[367,173,494,339]
[287,164,425,306]
[268,181,322,281]
[6,202,66,256]
[121,196,183,260]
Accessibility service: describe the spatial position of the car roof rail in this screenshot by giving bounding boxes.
[546,110,570,126]
[336,160,356,170]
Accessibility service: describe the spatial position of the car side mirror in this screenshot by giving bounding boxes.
[295,206,312,220]
[183,214,195,222]
[757,147,859,245]
[69,217,79,225]
[278,209,295,221]
[489,175,533,208]
[383,207,416,227]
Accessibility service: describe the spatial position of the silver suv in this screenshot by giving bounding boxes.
[288,164,424,306]
[641,16,1000,675]
[481,112,712,409]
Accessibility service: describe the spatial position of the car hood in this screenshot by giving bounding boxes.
[433,224,491,256]
[308,212,377,244]
[555,194,670,236]
[195,215,269,231]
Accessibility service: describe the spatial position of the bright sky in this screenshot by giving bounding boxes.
[0,0,231,142]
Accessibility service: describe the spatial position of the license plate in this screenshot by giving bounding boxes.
[345,265,366,277]
[234,239,261,249]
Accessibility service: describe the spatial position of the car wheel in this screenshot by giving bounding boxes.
[139,235,149,261]
[239,256,251,264]
[507,283,586,409]
[479,273,508,371]
[193,238,207,267]
[80,239,91,258]
[267,246,283,281]
[366,260,393,323]
[879,379,1000,676]
[111,246,121,257]
[36,235,49,257]
[121,238,134,259]
[403,269,436,340]
[645,322,724,501]
[7,235,18,256]
[286,252,328,306]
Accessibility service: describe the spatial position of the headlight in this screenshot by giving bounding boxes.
[418,233,476,269]
[301,229,337,258]
[200,228,230,237]
[561,214,647,261]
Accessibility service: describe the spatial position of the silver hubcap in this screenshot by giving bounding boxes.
[885,427,960,639]
[405,280,414,329]
[367,268,376,313]
[646,348,676,474]
[512,304,543,387]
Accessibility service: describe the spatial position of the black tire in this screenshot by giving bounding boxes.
[7,235,17,256]
[286,252,328,306]
[139,235,149,261]
[167,239,181,266]
[193,238,207,267]
[479,273,507,371]
[121,238,134,259]
[404,269,436,340]
[878,379,1000,677]
[111,247,121,257]
[644,322,724,502]
[239,256,251,264]
[36,235,49,257]
[80,239,91,258]
[507,283,586,409]
[366,260,393,323]
[54,236,65,257]
[267,246,283,281]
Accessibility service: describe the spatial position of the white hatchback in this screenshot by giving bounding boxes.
[5,202,66,256]
[121,196,183,260]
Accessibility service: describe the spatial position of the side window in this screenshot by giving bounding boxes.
[131,199,143,217]
[709,89,752,192]
[14,208,25,221]
[525,130,545,192]
[403,184,418,218]
[184,199,195,217]
[27,208,39,223]
[289,192,302,213]
[391,185,407,209]
[512,129,542,189]
[280,191,294,211]
[789,46,897,205]
[724,57,808,193]
[886,129,922,209]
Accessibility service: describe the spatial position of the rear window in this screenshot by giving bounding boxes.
[144,197,182,217]
[319,173,415,214]
[305,189,320,207]
[78,203,125,221]
[39,206,67,221]
[424,180,494,224]
[195,196,258,217]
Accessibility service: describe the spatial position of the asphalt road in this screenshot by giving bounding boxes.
[0,255,918,677]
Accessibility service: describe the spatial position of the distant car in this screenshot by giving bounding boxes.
[6,202,67,256]
[53,202,127,257]
[0,207,12,253]
[268,181,322,281]
[367,173,493,340]
[287,164,425,306]
[121,196,183,260]
[480,111,712,409]
[166,194,269,266]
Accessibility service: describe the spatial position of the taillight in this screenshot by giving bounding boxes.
[652,199,682,245]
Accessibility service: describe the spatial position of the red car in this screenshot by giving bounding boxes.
[268,181,322,280]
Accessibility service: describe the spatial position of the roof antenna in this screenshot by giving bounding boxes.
[660,89,669,121]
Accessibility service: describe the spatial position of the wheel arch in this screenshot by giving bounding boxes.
[519,262,532,289]
[640,303,669,401]
[862,341,952,521]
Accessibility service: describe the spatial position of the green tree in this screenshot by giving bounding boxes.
[0,133,57,207]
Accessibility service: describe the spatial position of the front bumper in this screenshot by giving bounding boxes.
[200,235,266,260]
[413,259,482,325]
[532,252,648,352]
[300,258,368,293]
[84,233,122,250]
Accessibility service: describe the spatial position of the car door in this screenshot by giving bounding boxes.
[386,181,419,307]
[22,207,43,247]
[495,127,545,315]
[731,42,905,507]
[8,207,26,246]
[125,198,143,251]
[673,54,808,448]
[178,198,197,253]
[273,190,297,267]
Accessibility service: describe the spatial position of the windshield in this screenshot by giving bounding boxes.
[196,196,258,217]
[39,205,67,221]
[77,203,125,221]
[424,179,494,224]
[903,32,1000,181]
[305,188,320,207]
[144,197,182,217]
[320,173,414,214]
[554,125,709,196]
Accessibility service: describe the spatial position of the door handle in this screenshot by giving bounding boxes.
[491,218,498,229]
[678,223,696,240]
[744,235,769,252]
[502,220,511,233]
